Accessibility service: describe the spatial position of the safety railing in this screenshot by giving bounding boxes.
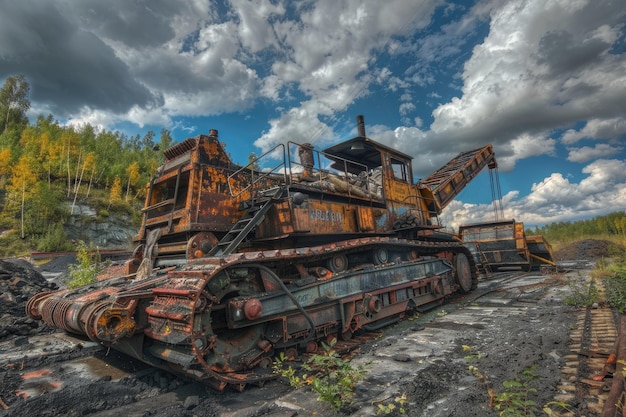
[227,144,288,199]
[286,141,382,202]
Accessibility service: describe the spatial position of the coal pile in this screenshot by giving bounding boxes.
[554,238,625,261]
[0,259,59,341]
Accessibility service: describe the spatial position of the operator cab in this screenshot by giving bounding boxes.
[323,135,414,184]
[320,118,419,210]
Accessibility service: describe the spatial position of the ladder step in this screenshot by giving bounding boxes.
[207,191,283,257]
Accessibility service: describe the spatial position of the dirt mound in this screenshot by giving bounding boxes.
[0,260,58,341]
[553,238,624,261]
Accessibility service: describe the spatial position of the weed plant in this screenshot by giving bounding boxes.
[274,339,365,411]
[562,273,599,308]
[597,253,626,312]
[64,241,106,289]
[463,345,572,416]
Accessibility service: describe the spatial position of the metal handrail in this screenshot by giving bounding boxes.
[286,141,377,201]
[141,198,175,213]
[227,144,287,198]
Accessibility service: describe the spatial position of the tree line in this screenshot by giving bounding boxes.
[0,74,173,254]
[527,211,626,243]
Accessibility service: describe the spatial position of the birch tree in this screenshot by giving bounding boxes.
[0,74,30,133]
[125,161,141,200]
[8,155,38,238]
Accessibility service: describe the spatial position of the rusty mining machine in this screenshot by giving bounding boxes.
[458,219,556,273]
[27,116,498,390]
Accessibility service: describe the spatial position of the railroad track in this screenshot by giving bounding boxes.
[29,250,133,262]
[549,276,622,417]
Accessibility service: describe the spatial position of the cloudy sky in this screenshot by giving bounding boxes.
[1,0,625,231]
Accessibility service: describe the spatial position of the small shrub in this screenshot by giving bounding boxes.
[600,254,626,312]
[493,366,540,416]
[0,229,31,257]
[64,241,104,289]
[462,345,482,362]
[491,365,574,416]
[273,352,306,388]
[36,222,73,252]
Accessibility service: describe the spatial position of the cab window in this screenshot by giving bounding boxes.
[391,158,410,182]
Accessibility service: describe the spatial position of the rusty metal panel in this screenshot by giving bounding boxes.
[526,235,556,267]
[139,133,250,248]
[386,179,410,201]
[514,222,527,251]
[291,207,312,233]
[274,201,295,234]
[254,202,295,237]
[279,200,357,236]
[459,220,533,269]
[356,206,375,231]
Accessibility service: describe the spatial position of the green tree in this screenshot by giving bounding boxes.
[92,130,124,185]
[25,182,68,238]
[248,152,260,170]
[142,130,155,150]
[70,152,96,213]
[65,241,103,289]
[0,74,30,133]
[60,129,80,196]
[536,211,626,242]
[157,129,174,160]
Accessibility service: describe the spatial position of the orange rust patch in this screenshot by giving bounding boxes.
[21,369,52,379]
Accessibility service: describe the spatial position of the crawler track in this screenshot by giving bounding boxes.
[26,237,477,391]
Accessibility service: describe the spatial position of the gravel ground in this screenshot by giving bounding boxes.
[0,239,621,417]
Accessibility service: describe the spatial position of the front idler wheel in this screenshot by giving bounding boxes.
[454,253,473,293]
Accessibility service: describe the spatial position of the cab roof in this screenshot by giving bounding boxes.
[322,135,413,171]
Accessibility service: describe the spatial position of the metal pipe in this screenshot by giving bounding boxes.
[357,115,366,137]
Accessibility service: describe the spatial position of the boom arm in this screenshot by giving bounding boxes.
[419,144,497,214]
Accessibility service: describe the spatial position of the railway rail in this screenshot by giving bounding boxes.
[29,250,133,263]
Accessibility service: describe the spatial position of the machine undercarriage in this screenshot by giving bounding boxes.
[28,238,476,389]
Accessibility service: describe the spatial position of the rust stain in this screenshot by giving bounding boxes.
[21,369,52,380]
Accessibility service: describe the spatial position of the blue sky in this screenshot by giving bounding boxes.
[1,0,625,231]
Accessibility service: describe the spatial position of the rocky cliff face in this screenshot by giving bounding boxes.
[66,204,138,250]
